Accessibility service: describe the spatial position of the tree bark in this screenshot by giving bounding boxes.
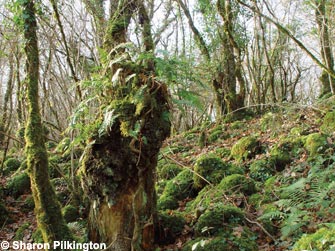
[315,0,335,96]
[22,0,72,245]
[80,1,171,250]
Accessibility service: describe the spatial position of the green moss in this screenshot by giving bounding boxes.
[3,158,21,175]
[249,159,275,182]
[157,211,186,244]
[304,133,328,157]
[218,174,256,196]
[214,147,231,158]
[157,195,179,210]
[32,229,44,243]
[6,172,31,198]
[292,227,335,251]
[161,169,195,201]
[193,154,229,190]
[158,163,181,180]
[269,142,292,171]
[14,222,30,241]
[194,204,245,235]
[248,193,263,208]
[22,195,35,212]
[62,205,79,223]
[230,135,260,162]
[182,230,257,251]
[320,110,335,134]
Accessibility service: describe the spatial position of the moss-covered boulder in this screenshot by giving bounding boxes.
[5,172,31,198]
[157,163,181,180]
[62,204,79,223]
[156,211,186,244]
[304,133,328,157]
[182,229,258,251]
[3,158,21,175]
[218,174,256,196]
[194,204,245,235]
[158,169,195,210]
[292,227,335,251]
[269,144,291,171]
[193,154,228,190]
[320,110,335,134]
[230,135,260,162]
[249,159,276,182]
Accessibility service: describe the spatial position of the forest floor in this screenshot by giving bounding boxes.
[1,100,335,250]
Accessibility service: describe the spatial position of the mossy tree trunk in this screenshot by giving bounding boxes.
[315,0,335,96]
[216,0,245,115]
[80,1,171,250]
[22,0,72,245]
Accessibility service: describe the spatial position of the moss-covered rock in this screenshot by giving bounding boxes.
[158,163,181,180]
[62,204,79,223]
[218,174,256,196]
[230,135,260,162]
[51,178,70,205]
[182,229,258,251]
[158,169,196,210]
[292,227,335,251]
[194,204,245,235]
[320,110,335,134]
[304,133,328,157]
[269,136,304,171]
[5,172,31,198]
[3,158,21,175]
[193,154,228,190]
[249,159,275,182]
[157,195,179,210]
[156,211,186,244]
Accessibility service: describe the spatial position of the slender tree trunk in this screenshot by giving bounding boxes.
[315,0,335,96]
[22,0,72,245]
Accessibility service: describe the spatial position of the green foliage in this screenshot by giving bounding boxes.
[292,227,335,251]
[14,222,30,241]
[183,229,257,251]
[273,155,335,240]
[194,204,245,236]
[249,159,275,182]
[62,205,79,223]
[218,174,256,196]
[230,135,260,162]
[3,158,21,175]
[6,172,31,198]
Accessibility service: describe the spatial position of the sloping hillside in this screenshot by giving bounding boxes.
[155,102,335,250]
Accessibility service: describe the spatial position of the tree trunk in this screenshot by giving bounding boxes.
[315,0,335,96]
[80,1,171,250]
[22,0,72,245]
